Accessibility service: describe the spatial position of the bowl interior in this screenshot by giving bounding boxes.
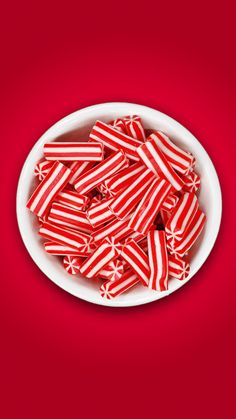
[16,103,222,307]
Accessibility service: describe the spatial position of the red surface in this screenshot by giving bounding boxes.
[1,1,235,418]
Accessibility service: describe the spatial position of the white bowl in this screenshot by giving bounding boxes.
[16,102,222,307]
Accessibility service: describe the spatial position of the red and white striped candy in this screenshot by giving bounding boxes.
[109,167,155,220]
[80,237,121,278]
[44,142,104,161]
[91,214,133,244]
[68,161,95,185]
[97,259,124,281]
[182,171,201,193]
[88,195,103,208]
[128,178,172,234]
[63,256,84,275]
[47,202,93,234]
[165,192,199,244]
[121,230,146,244]
[27,162,72,218]
[44,241,91,257]
[87,197,116,228]
[34,160,54,181]
[121,239,150,286]
[89,120,142,161]
[168,208,206,257]
[73,150,128,194]
[100,269,140,299]
[137,138,185,191]
[39,221,90,251]
[149,132,195,175]
[147,230,168,291]
[55,189,90,211]
[110,118,127,133]
[168,255,190,280]
[161,193,179,211]
[122,115,146,141]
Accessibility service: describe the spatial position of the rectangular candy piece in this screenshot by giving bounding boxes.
[55,189,90,211]
[168,255,190,280]
[181,171,201,193]
[165,192,199,245]
[121,238,150,286]
[44,241,91,257]
[27,162,72,218]
[147,230,168,291]
[34,160,54,181]
[161,193,179,211]
[168,208,206,257]
[47,203,93,234]
[149,132,195,175]
[123,115,146,141]
[87,197,116,228]
[97,259,124,281]
[89,120,142,161]
[100,269,140,299]
[73,150,128,194]
[43,142,104,161]
[63,256,85,275]
[109,118,127,133]
[80,237,121,278]
[108,168,155,220]
[91,214,133,244]
[39,221,91,251]
[68,161,95,185]
[137,138,185,191]
[128,178,172,235]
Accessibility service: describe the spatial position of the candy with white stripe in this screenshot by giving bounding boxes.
[34,160,54,181]
[44,142,104,161]
[73,150,128,194]
[100,269,140,299]
[89,120,142,161]
[27,162,72,217]
[47,202,93,233]
[123,115,146,141]
[182,171,201,193]
[87,197,116,228]
[97,259,124,281]
[68,161,95,185]
[39,221,91,251]
[80,237,122,278]
[55,189,90,211]
[110,118,127,133]
[168,255,190,280]
[128,178,172,234]
[63,256,84,275]
[147,230,168,291]
[121,238,150,286]
[91,214,133,244]
[44,241,91,257]
[161,193,179,211]
[137,138,185,191]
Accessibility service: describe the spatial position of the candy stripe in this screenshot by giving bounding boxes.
[68,161,95,184]
[87,197,116,228]
[73,150,128,194]
[80,237,121,278]
[109,168,155,220]
[97,259,124,281]
[182,171,201,193]
[168,255,190,280]
[91,215,133,244]
[137,138,184,191]
[27,162,72,217]
[55,189,90,210]
[147,230,168,291]
[44,241,91,256]
[39,222,90,251]
[44,142,104,161]
[47,203,93,233]
[161,193,179,211]
[34,160,54,181]
[149,132,195,174]
[101,162,146,197]
[128,178,172,234]
[63,256,84,275]
[123,115,146,141]
[121,239,150,286]
[89,120,142,161]
[100,269,140,299]
[110,118,127,133]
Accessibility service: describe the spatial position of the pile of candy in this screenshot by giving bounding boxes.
[27,115,205,299]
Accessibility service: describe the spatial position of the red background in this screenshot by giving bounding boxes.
[1,1,235,418]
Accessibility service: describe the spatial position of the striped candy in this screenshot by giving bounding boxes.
[123,115,146,141]
[121,239,150,286]
[89,120,142,161]
[63,256,84,275]
[44,241,91,257]
[44,142,104,161]
[73,150,128,194]
[149,131,195,175]
[110,118,127,133]
[47,202,93,234]
[97,259,124,281]
[165,192,199,244]
[161,193,179,211]
[100,269,140,299]
[91,214,133,244]
[39,221,91,251]
[87,197,116,228]
[128,178,172,234]
[34,160,54,181]
[68,161,95,185]
[55,189,90,211]
[27,162,72,218]
[137,138,185,191]
[168,255,190,280]
[147,230,168,291]
[182,171,201,193]
[80,237,122,278]
[109,167,155,220]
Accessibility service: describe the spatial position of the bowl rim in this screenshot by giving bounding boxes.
[16,102,222,307]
